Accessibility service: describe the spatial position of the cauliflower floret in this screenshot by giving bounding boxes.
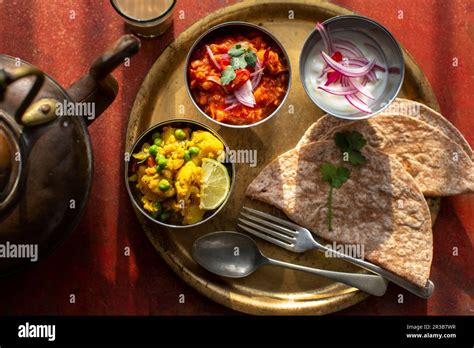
[175,161,202,203]
[191,131,224,165]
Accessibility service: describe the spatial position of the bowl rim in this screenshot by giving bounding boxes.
[124,118,236,229]
[184,21,292,128]
[299,14,405,120]
[110,0,177,24]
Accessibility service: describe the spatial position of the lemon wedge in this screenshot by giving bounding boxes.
[200,158,230,210]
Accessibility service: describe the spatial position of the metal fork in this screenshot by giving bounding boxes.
[238,207,435,298]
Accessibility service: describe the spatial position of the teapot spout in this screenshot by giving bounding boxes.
[66,34,141,125]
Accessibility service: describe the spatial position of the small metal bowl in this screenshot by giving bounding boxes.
[185,21,292,128]
[125,119,235,229]
[300,15,405,120]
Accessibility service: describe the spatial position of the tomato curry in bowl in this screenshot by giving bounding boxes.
[186,22,291,127]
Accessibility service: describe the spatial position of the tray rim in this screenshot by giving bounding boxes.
[125,0,440,315]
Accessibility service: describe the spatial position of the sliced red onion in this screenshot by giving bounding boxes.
[373,64,386,72]
[234,80,256,108]
[250,67,265,77]
[318,85,357,95]
[334,44,359,58]
[251,74,263,90]
[225,96,237,104]
[319,65,332,78]
[346,57,368,65]
[367,70,377,82]
[251,59,263,90]
[322,51,375,77]
[333,39,364,57]
[347,57,386,73]
[361,76,369,86]
[224,103,240,111]
[316,22,333,55]
[347,78,375,99]
[206,45,221,71]
[353,93,368,106]
[345,94,372,113]
[206,75,222,85]
[343,60,367,69]
[340,75,349,87]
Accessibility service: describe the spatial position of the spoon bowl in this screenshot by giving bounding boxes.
[192,231,388,297]
[192,231,265,278]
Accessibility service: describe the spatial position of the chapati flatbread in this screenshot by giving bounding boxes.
[298,114,474,196]
[297,98,473,159]
[385,98,473,159]
[246,141,433,287]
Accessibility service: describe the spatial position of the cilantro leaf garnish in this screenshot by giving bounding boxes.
[334,131,367,165]
[220,66,236,85]
[320,163,350,231]
[346,149,366,165]
[222,43,259,84]
[231,55,247,70]
[228,44,246,57]
[244,50,257,67]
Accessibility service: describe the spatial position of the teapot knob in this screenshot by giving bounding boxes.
[21,98,58,127]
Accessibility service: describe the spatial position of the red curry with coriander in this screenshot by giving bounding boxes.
[188,31,289,125]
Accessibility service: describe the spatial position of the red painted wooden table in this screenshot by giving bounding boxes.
[0,0,472,315]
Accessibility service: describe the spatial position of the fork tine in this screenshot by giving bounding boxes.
[240,212,297,237]
[243,206,302,230]
[238,217,295,243]
[237,224,295,252]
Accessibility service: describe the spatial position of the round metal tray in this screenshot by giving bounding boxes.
[125,0,440,315]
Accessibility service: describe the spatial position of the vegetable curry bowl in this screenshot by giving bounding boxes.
[125,119,235,228]
[185,22,291,128]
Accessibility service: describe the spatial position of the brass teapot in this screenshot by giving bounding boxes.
[0,35,140,275]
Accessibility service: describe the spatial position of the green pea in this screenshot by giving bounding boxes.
[155,155,166,169]
[153,138,162,147]
[184,150,191,161]
[175,129,186,140]
[158,157,168,167]
[148,145,158,156]
[158,179,170,191]
[160,211,171,221]
[151,211,159,219]
[156,163,167,173]
[151,132,161,140]
[188,146,200,156]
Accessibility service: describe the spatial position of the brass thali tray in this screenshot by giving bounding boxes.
[125,0,440,315]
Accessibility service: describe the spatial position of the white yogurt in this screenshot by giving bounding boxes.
[304,30,388,117]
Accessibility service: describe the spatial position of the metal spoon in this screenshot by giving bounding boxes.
[192,231,388,296]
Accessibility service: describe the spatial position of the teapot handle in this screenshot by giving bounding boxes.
[66,34,141,125]
[0,66,45,122]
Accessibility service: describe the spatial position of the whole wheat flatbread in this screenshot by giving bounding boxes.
[385,98,473,159]
[298,114,474,197]
[297,98,473,159]
[246,141,433,287]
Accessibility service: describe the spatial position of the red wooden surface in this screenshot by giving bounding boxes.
[0,0,472,315]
